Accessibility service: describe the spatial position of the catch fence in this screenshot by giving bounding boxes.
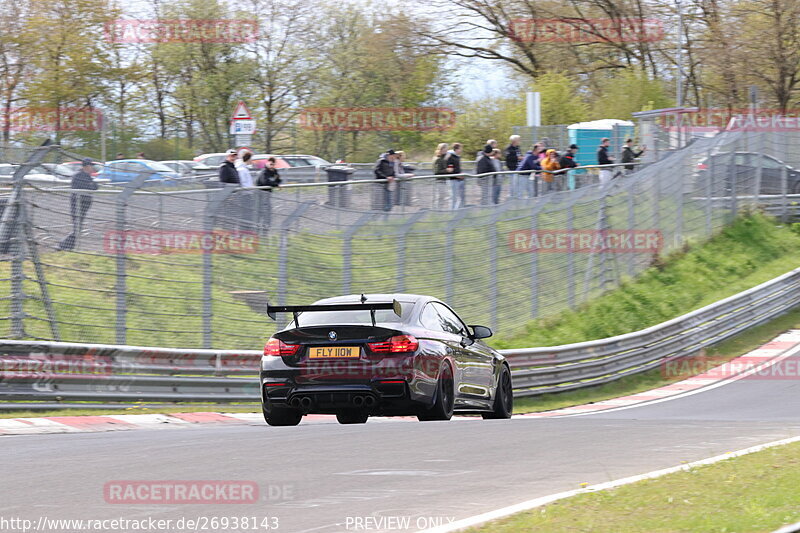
[0,128,797,350]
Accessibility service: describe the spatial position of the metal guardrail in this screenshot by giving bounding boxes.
[1,265,799,407]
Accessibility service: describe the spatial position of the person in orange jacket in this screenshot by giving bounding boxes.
[540,149,561,193]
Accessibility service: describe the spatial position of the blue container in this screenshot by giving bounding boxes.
[568,120,635,167]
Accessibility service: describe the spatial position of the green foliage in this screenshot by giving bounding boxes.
[588,69,673,121]
[534,73,589,125]
[493,214,800,349]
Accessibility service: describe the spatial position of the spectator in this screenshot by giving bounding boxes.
[446,143,464,209]
[257,157,282,187]
[490,148,503,204]
[432,143,449,209]
[114,152,124,160]
[236,150,254,187]
[219,149,239,184]
[256,157,281,227]
[394,151,415,206]
[136,152,146,159]
[597,137,614,185]
[236,150,255,228]
[59,158,99,251]
[621,139,646,173]
[477,139,497,160]
[476,145,495,205]
[559,144,579,190]
[516,144,542,197]
[505,135,523,198]
[540,149,561,193]
[374,149,397,212]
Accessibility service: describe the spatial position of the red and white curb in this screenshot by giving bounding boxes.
[2,330,799,436]
[515,329,800,419]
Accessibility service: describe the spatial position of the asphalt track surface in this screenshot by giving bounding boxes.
[3,349,800,533]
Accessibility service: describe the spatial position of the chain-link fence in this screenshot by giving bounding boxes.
[0,128,796,350]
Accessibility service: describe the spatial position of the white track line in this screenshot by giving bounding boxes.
[419,434,800,533]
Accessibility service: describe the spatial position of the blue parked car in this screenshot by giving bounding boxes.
[97,159,180,184]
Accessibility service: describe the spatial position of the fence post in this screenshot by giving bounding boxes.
[114,172,150,345]
[706,148,714,237]
[627,184,636,277]
[729,150,738,220]
[395,211,427,293]
[341,211,374,296]
[9,210,24,338]
[202,186,235,349]
[444,209,469,303]
[675,155,684,248]
[755,132,763,206]
[566,200,576,309]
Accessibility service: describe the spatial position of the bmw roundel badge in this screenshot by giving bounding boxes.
[328,331,337,341]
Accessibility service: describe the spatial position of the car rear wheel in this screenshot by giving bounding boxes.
[336,411,369,424]
[482,365,513,419]
[262,402,302,427]
[418,363,454,421]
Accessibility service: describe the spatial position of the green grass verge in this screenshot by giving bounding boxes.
[466,440,800,533]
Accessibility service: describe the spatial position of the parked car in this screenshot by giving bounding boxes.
[193,153,228,168]
[97,159,180,184]
[260,293,513,426]
[280,154,332,168]
[249,154,291,171]
[0,163,71,185]
[160,160,213,179]
[696,152,800,195]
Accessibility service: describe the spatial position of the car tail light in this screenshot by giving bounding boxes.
[368,335,419,354]
[697,163,708,170]
[264,337,301,357]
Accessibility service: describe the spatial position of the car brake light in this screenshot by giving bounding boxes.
[697,163,708,170]
[368,335,419,354]
[263,337,301,357]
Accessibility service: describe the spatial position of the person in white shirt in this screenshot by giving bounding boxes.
[235,150,255,228]
[236,150,254,187]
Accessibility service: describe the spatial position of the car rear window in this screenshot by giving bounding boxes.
[290,301,414,327]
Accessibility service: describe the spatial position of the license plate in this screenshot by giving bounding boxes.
[308,346,360,359]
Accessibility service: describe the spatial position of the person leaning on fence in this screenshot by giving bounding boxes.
[505,135,523,198]
[256,157,281,228]
[432,143,450,209]
[58,158,99,251]
[621,139,646,173]
[446,143,465,209]
[219,149,239,184]
[477,139,497,160]
[235,150,255,229]
[540,149,561,193]
[490,148,503,204]
[516,145,542,197]
[476,145,495,205]
[597,138,615,185]
[559,144,579,190]
[374,149,397,212]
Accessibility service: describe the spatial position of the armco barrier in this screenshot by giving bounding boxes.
[1,267,800,407]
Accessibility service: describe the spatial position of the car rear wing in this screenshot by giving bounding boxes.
[266,297,402,327]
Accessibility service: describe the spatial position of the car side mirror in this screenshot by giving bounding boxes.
[469,325,492,339]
